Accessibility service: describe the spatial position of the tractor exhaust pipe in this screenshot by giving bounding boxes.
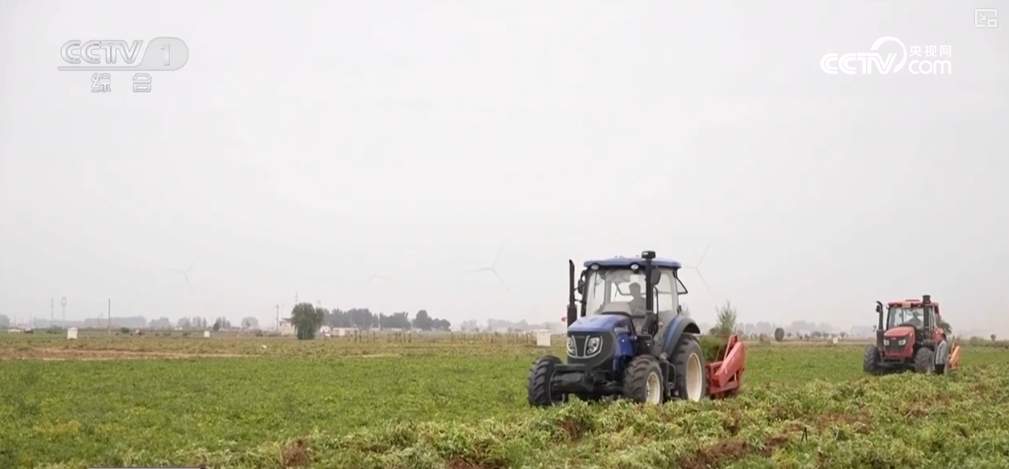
[922,294,932,331]
[567,260,577,326]
[641,250,655,314]
[875,301,884,349]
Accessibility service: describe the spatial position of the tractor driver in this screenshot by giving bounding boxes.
[628,282,659,335]
[628,282,646,316]
[907,309,923,328]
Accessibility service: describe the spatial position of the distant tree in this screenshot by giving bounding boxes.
[708,301,737,337]
[191,317,208,329]
[347,308,374,330]
[992,334,997,342]
[412,310,433,331]
[839,332,848,339]
[290,303,324,340]
[149,317,172,329]
[786,332,793,338]
[380,312,411,330]
[774,327,785,342]
[177,317,192,329]
[432,318,451,331]
[327,309,353,328]
[460,319,480,332]
[212,317,231,331]
[0,314,11,328]
[241,316,259,330]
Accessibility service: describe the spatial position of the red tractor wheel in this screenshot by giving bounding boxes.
[863,345,882,375]
[913,348,935,374]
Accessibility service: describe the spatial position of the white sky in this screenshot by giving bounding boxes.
[1,1,1007,335]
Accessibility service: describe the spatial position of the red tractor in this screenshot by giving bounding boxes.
[863,295,961,374]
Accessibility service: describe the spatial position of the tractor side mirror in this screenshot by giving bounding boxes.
[875,301,883,314]
[650,270,661,285]
[576,279,585,295]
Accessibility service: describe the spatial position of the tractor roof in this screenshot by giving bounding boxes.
[887,299,940,308]
[584,256,682,269]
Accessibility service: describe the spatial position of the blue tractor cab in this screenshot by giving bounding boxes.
[528,250,745,405]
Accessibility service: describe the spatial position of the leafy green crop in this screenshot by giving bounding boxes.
[1,335,1006,468]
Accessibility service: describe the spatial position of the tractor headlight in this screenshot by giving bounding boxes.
[884,339,891,346]
[898,338,907,346]
[567,336,576,356]
[585,336,602,356]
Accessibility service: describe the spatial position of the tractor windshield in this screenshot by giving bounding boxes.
[888,307,925,329]
[584,268,677,320]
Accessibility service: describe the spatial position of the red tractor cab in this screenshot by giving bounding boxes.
[863,294,961,374]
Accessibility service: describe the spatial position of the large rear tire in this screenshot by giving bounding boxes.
[671,335,707,401]
[623,355,664,405]
[913,347,935,374]
[528,356,564,406]
[863,345,882,375]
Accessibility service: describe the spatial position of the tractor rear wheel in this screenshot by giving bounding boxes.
[528,356,564,406]
[913,347,935,374]
[863,345,882,375]
[671,335,707,401]
[623,355,664,405]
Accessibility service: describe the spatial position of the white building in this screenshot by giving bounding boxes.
[332,327,357,337]
[278,319,296,336]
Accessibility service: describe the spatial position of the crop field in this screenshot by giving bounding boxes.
[2,334,1008,468]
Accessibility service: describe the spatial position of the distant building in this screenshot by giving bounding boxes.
[331,327,357,337]
[278,319,295,336]
[82,316,147,329]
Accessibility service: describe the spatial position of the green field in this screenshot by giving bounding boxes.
[1,334,1008,468]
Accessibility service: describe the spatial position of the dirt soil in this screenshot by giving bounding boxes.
[0,347,246,361]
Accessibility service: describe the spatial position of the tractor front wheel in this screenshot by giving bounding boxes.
[672,336,707,401]
[623,355,664,405]
[528,356,565,406]
[863,345,882,375]
[914,347,935,374]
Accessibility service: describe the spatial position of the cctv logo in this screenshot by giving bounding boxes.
[58,37,189,71]
[820,36,952,76]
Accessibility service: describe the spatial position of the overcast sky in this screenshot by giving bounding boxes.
[1,1,1006,334]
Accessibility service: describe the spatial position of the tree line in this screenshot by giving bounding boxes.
[289,303,451,340]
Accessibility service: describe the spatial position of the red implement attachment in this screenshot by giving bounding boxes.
[705,335,746,398]
[948,343,962,371]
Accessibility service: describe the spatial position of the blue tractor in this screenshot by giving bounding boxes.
[528,251,745,406]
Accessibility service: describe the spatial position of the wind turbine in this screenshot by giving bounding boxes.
[467,245,508,290]
[681,243,716,302]
[170,265,194,285]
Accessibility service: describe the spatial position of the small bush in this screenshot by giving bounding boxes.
[700,335,726,362]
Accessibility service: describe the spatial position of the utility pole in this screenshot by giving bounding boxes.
[61,296,67,323]
[107,298,111,336]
